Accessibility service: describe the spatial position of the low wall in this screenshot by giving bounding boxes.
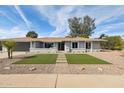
[71,48,86,53]
[30,48,57,53]
[30,48,102,54]
[71,48,101,53]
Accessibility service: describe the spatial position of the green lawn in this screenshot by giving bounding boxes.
[66,54,110,64]
[14,54,57,64]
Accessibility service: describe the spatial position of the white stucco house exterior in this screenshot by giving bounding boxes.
[0,37,106,53]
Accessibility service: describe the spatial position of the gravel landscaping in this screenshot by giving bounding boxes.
[0,51,124,75]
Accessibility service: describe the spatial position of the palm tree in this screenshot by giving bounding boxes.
[2,40,16,59]
[26,31,38,38]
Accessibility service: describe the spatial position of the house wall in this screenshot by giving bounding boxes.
[65,41,101,53]
[30,42,58,53]
[65,41,86,53]
[54,42,58,49]
[79,41,86,49]
[65,42,71,52]
[30,41,102,53]
[71,41,86,53]
[0,40,102,53]
[92,41,101,52]
[30,48,57,53]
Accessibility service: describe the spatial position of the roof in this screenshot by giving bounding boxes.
[0,37,106,42]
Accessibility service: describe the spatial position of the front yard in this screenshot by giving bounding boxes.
[1,51,124,74]
[66,54,110,64]
[14,54,57,64]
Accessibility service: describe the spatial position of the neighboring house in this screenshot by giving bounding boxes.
[0,37,106,53]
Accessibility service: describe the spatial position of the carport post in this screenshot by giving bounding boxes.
[2,45,7,52]
[30,41,33,49]
[90,41,93,52]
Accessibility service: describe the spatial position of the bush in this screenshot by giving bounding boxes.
[101,36,123,50]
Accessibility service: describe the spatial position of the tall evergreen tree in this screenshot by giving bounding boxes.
[68,15,96,38]
[68,17,81,37]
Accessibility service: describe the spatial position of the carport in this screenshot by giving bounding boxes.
[15,42,30,51]
[0,37,32,52]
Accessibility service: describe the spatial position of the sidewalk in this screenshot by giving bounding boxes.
[54,54,70,74]
[0,74,124,88]
[0,74,57,88]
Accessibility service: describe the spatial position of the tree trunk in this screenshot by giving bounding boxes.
[10,50,13,59]
[8,49,11,59]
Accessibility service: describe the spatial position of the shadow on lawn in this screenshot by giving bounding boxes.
[24,55,37,59]
[14,55,37,59]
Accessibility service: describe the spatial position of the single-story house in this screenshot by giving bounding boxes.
[0,37,106,53]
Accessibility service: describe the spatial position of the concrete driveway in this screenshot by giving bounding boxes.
[0,74,124,88]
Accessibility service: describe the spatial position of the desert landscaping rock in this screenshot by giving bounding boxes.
[98,67,103,72]
[29,66,37,71]
[81,67,85,71]
[3,66,11,70]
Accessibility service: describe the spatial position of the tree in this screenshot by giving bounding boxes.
[68,17,81,37]
[101,36,123,50]
[26,31,38,38]
[122,40,124,49]
[68,15,96,38]
[2,40,16,59]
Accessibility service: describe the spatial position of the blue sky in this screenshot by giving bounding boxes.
[0,5,124,39]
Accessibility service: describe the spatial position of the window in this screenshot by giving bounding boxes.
[72,42,78,48]
[45,43,54,48]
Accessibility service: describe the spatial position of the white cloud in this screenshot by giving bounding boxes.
[34,6,78,37]
[14,5,31,30]
[94,6,124,25]
[34,5,124,37]
[49,6,77,36]
[92,22,124,38]
[0,26,27,39]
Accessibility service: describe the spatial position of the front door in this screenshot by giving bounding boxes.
[58,42,65,51]
[86,42,91,49]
